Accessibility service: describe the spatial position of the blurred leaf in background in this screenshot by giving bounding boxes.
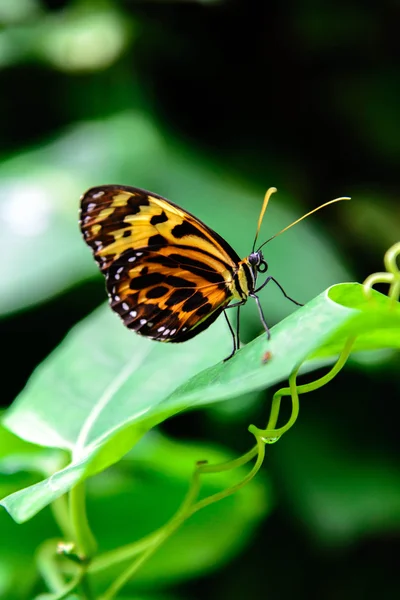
[0,0,399,598]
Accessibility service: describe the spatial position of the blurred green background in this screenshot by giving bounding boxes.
[0,0,399,599]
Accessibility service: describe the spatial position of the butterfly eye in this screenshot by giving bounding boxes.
[257,260,268,273]
[248,252,260,266]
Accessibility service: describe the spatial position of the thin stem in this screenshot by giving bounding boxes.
[69,482,97,559]
[91,444,259,575]
[389,278,400,306]
[36,539,67,594]
[249,336,356,439]
[384,241,400,274]
[189,437,265,515]
[265,394,282,431]
[51,494,75,541]
[35,572,83,600]
[99,439,264,600]
[99,535,167,600]
[363,272,393,298]
[35,539,93,600]
[80,570,95,600]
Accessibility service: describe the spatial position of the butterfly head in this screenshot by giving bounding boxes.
[248,250,268,274]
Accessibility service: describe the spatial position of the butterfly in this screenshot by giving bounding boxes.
[80,185,348,360]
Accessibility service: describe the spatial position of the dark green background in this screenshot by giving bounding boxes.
[1,0,399,598]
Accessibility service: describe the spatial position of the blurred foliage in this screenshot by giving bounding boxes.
[0,0,399,599]
[0,420,268,598]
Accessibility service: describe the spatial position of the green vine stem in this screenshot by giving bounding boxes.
[364,241,400,307]
[89,444,259,575]
[97,439,264,600]
[249,335,356,441]
[69,482,97,560]
[50,494,75,542]
[36,539,69,595]
[34,572,82,600]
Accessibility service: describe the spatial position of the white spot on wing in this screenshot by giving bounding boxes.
[162,329,170,336]
[130,310,137,317]
[136,252,143,256]
[92,191,105,199]
[157,326,165,332]
[170,329,176,335]
[122,302,129,311]
[140,319,147,325]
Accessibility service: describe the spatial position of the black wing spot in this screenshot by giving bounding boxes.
[146,285,169,299]
[182,291,206,312]
[172,221,208,240]
[148,234,168,247]
[122,230,131,238]
[147,254,177,268]
[169,253,223,283]
[196,302,212,316]
[130,272,165,290]
[165,275,196,288]
[127,194,149,213]
[150,211,168,225]
[165,288,194,306]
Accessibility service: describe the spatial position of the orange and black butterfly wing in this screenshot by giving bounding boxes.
[80,185,239,342]
[102,245,229,342]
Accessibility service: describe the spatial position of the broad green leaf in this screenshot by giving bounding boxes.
[1,312,231,521]
[0,414,64,484]
[1,111,349,318]
[1,283,398,522]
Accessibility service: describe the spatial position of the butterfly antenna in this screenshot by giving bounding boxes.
[252,187,278,252]
[257,196,351,252]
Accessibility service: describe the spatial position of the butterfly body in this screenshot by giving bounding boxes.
[80,185,267,348]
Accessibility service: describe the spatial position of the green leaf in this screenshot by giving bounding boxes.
[1,283,398,523]
[1,311,232,522]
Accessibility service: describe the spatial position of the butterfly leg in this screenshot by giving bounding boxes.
[254,276,303,307]
[223,311,237,361]
[250,293,271,340]
[223,300,246,360]
[235,305,241,353]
